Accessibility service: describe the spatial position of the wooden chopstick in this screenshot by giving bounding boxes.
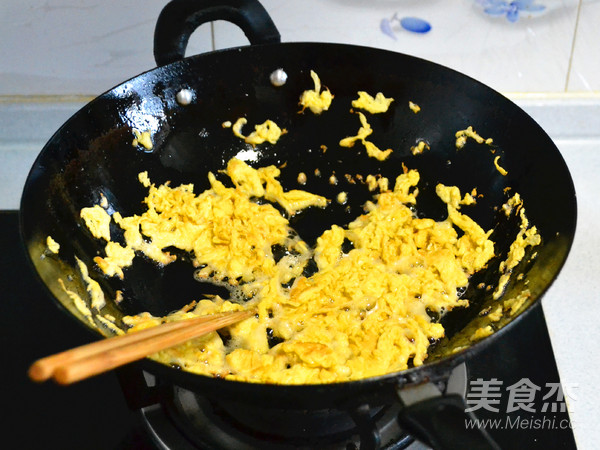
[28,309,254,385]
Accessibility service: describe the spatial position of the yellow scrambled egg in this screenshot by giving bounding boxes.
[46,236,60,254]
[351,91,393,114]
[132,129,153,150]
[91,159,326,286]
[502,289,531,316]
[100,161,506,384]
[74,256,106,310]
[494,155,508,176]
[455,126,494,149]
[70,75,540,385]
[299,70,333,114]
[80,205,111,241]
[493,196,540,300]
[340,112,393,161]
[365,174,389,192]
[229,118,286,146]
[94,242,135,280]
[409,101,421,114]
[411,140,430,155]
[58,278,95,326]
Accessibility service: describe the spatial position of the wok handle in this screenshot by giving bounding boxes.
[154,0,281,66]
[397,393,501,450]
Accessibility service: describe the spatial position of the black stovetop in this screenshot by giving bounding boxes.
[1,210,577,449]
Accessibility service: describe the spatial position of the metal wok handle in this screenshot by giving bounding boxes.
[154,0,281,66]
[396,383,501,450]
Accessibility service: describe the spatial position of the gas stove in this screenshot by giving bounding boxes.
[1,210,577,449]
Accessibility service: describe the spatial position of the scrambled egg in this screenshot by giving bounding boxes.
[409,101,421,114]
[46,236,60,254]
[455,126,494,149]
[502,289,531,316]
[93,242,135,279]
[58,278,95,326]
[132,129,153,150]
[95,315,124,335]
[493,197,540,300]
[340,112,393,161]
[471,325,493,341]
[299,70,333,114]
[98,161,504,384]
[494,155,508,176]
[70,74,541,385]
[351,91,394,114]
[80,205,111,241]
[230,118,286,146]
[90,159,326,286]
[411,140,430,155]
[365,174,389,192]
[75,256,106,310]
[226,158,328,216]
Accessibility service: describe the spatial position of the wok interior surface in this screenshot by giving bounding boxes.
[20,43,576,406]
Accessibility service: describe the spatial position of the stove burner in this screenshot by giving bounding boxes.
[136,364,467,449]
[142,387,412,449]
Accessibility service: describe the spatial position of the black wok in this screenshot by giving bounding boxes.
[20,0,576,448]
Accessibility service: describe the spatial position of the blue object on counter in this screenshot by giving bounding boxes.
[400,17,432,34]
[380,16,398,40]
[477,0,546,23]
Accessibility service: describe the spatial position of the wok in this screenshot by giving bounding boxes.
[20,0,576,448]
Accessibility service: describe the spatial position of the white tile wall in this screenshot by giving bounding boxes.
[214,0,582,93]
[0,0,213,96]
[0,0,598,96]
[568,0,600,91]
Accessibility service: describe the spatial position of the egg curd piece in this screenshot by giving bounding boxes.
[455,126,494,149]
[351,91,394,114]
[197,167,492,383]
[142,172,288,282]
[493,201,541,300]
[299,70,333,114]
[314,225,346,270]
[113,158,533,385]
[132,129,153,150]
[253,170,494,382]
[74,256,106,310]
[226,158,328,216]
[339,112,373,148]
[435,184,495,271]
[105,161,327,286]
[340,112,393,161]
[46,236,60,254]
[363,141,393,161]
[409,101,421,114]
[94,241,135,279]
[231,118,286,146]
[80,205,111,241]
[411,140,430,156]
[494,156,508,176]
[58,278,95,326]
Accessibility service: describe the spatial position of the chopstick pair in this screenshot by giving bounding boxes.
[28,309,254,385]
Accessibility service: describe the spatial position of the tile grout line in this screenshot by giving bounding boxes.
[211,22,216,52]
[564,0,584,92]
